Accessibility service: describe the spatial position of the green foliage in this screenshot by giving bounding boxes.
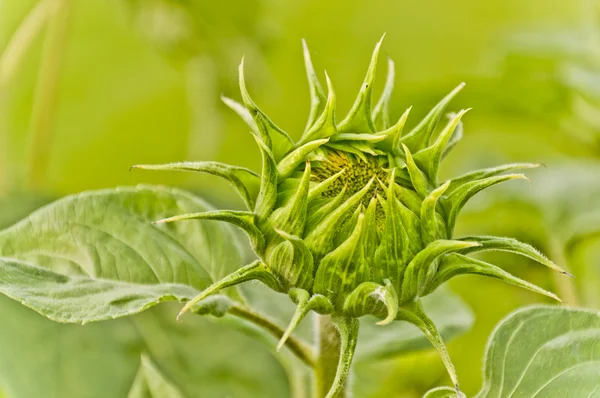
[0,185,244,323]
[355,287,473,361]
[2,1,598,397]
[128,355,184,398]
[0,296,289,398]
[476,305,600,397]
[425,305,600,397]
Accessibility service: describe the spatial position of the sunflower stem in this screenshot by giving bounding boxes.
[314,315,345,398]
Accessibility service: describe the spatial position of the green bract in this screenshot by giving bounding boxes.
[134,36,568,397]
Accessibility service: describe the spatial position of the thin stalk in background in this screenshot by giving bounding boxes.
[549,237,580,307]
[0,0,53,194]
[27,0,71,192]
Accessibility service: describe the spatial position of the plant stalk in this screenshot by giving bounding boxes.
[27,0,71,192]
[0,0,53,194]
[314,314,344,398]
[229,303,315,367]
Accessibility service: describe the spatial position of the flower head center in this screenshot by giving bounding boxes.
[312,149,388,203]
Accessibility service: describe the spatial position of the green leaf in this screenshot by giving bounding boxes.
[355,287,473,362]
[0,185,244,323]
[128,354,185,398]
[0,296,289,398]
[476,305,600,397]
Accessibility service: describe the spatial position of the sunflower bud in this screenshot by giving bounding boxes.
[136,36,569,397]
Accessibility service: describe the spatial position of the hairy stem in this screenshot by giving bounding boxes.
[27,0,71,191]
[314,315,343,397]
[229,303,315,367]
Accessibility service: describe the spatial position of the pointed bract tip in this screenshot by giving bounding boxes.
[376,317,393,326]
[553,294,563,303]
[378,32,387,45]
[276,341,284,352]
[324,70,334,91]
[177,303,192,321]
[563,271,575,278]
[129,165,138,171]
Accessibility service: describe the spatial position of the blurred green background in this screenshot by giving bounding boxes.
[1,0,599,397]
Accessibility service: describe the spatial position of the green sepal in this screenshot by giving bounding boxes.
[277,139,329,179]
[307,168,346,203]
[441,112,464,160]
[337,35,384,135]
[393,183,423,214]
[396,300,460,394]
[302,39,327,131]
[402,144,433,198]
[270,162,311,236]
[254,136,278,222]
[401,240,481,302]
[190,294,233,318]
[445,162,540,193]
[269,229,314,291]
[177,260,283,320]
[444,174,528,235]
[420,181,451,245]
[399,82,465,153]
[457,235,571,275]
[374,107,411,153]
[413,109,470,183]
[379,169,423,263]
[131,161,260,210]
[343,279,398,325]
[327,142,370,161]
[372,57,395,130]
[330,133,386,143]
[221,95,259,135]
[305,178,374,257]
[374,171,409,287]
[314,213,368,307]
[306,185,348,233]
[298,72,337,145]
[348,141,380,157]
[238,58,294,159]
[154,210,265,254]
[333,203,363,247]
[362,196,380,259]
[424,253,562,302]
[324,317,360,398]
[277,288,333,351]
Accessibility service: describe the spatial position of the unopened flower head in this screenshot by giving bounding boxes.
[134,36,568,397]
